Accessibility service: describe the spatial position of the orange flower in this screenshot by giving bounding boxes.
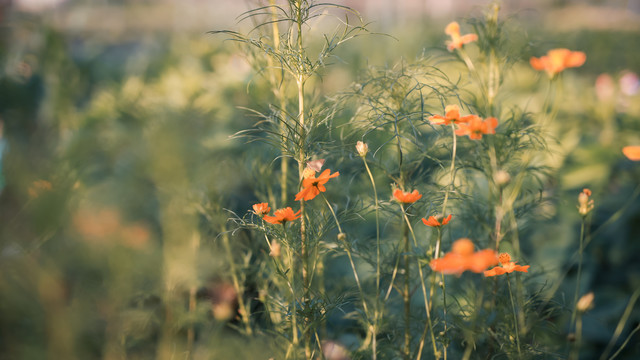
[428,105,474,126]
[393,189,422,204]
[623,145,640,161]
[430,238,498,275]
[422,214,452,227]
[445,21,478,52]
[263,207,301,225]
[295,169,340,201]
[455,115,498,140]
[530,49,586,78]
[484,252,530,277]
[252,202,271,217]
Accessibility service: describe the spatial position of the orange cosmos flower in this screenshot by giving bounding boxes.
[295,169,340,201]
[428,105,474,126]
[623,146,640,161]
[484,252,530,277]
[422,214,452,227]
[445,21,478,52]
[263,207,301,225]
[455,115,498,140]
[252,202,271,217]
[393,189,422,204]
[530,48,586,78]
[431,238,498,275]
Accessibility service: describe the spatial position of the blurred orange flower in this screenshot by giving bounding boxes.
[430,238,498,275]
[422,214,452,227]
[429,105,474,126]
[623,145,640,161]
[28,179,52,198]
[263,207,301,225]
[445,21,478,51]
[252,202,271,217]
[295,169,339,201]
[455,115,498,140]
[393,189,422,204]
[484,252,529,277]
[530,49,586,77]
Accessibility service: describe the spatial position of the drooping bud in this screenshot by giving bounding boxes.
[356,141,369,157]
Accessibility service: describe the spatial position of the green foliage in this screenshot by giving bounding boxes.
[1,1,640,360]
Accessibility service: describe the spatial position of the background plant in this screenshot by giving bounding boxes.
[0,1,639,359]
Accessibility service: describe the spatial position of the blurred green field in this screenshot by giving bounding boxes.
[1,1,639,359]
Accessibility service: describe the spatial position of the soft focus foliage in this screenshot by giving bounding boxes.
[0,1,639,359]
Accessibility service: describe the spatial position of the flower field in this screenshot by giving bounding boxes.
[1,1,640,359]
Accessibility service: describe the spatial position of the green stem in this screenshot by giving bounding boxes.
[221,230,252,335]
[362,157,380,360]
[507,274,522,358]
[569,313,583,360]
[571,219,586,328]
[402,205,439,360]
[284,225,299,360]
[599,288,640,360]
[320,194,369,318]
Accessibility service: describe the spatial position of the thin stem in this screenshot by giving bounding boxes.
[608,323,640,360]
[440,122,457,219]
[403,213,411,360]
[571,219,586,328]
[600,288,640,360]
[441,273,448,360]
[293,4,310,352]
[569,313,583,360]
[285,226,299,360]
[221,231,252,335]
[321,194,368,315]
[402,205,439,360]
[506,274,522,358]
[362,157,380,360]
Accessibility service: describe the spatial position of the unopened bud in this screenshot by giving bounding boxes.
[269,240,281,258]
[576,292,594,313]
[356,141,369,157]
[577,188,594,217]
[494,170,511,187]
[337,233,347,241]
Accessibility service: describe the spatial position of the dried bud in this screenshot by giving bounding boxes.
[494,170,511,187]
[322,341,350,360]
[577,188,594,217]
[356,141,368,157]
[306,159,325,172]
[576,292,594,313]
[269,240,281,258]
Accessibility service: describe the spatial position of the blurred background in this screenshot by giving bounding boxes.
[1,0,639,359]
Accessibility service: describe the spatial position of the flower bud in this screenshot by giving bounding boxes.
[577,188,594,217]
[356,141,368,157]
[494,170,511,187]
[269,240,281,258]
[576,292,594,313]
[337,233,347,241]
